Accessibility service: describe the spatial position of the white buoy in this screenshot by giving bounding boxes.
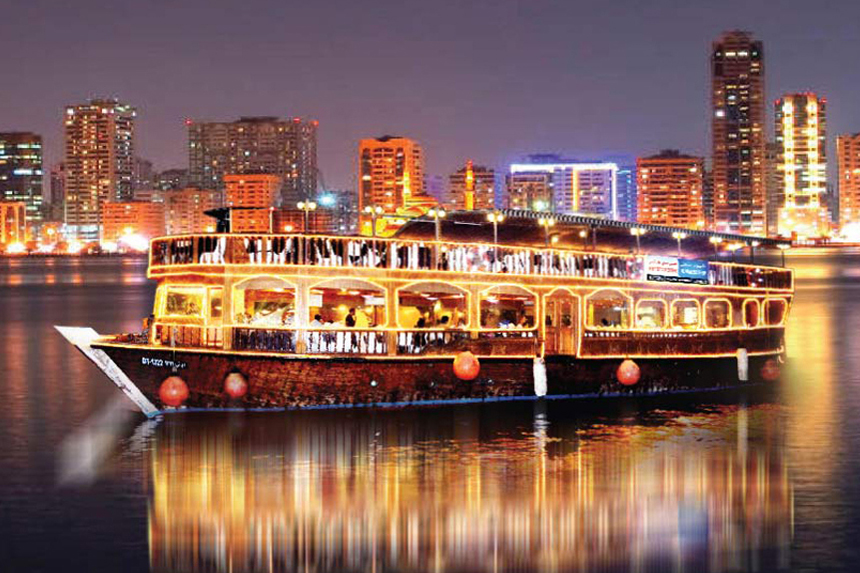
[533,357,547,397]
[737,348,749,381]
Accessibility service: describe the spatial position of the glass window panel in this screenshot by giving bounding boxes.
[636,300,666,329]
[587,290,630,328]
[672,300,699,329]
[705,300,731,328]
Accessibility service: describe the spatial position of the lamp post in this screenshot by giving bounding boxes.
[671,231,687,257]
[709,236,722,261]
[538,217,556,247]
[363,205,383,237]
[630,228,646,255]
[579,229,588,248]
[777,242,790,266]
[297,201,317,233]
[486,211,505,268]
[428,207,446,241]
[750,240,760,264]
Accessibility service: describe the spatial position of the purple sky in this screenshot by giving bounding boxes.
[1,0,859,190]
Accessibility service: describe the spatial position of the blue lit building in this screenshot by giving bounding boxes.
[615,165,637,222]
[0,132,44,227]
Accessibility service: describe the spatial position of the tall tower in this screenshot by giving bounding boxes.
[636,150,705,229]
[0,132,44,229]
[446,161,495,210]
[775,93,829,238]
[188,117,318,207]
[837,133,860,231]
[358,136,426,214]
[64,99,136,240]
[711,31,766,235]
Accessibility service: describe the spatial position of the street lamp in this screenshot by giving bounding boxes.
[486,211,505,268]
[538,217,556,247]
[671,231,687,257]
[363,205,383,237]
[630,227,646,255]
[297,201,317,233]
[428,207,446,241]
[749,240,760,264]
[777,242,790,267]
[709,236,722,261]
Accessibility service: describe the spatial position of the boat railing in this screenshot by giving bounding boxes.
[304,329,388,355]
[150,233,793,290]
[154,323,223,349]
[396,330,471,354]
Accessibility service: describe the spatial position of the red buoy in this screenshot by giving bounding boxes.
[159,375,189,407]
[453,351,480,381]
[616,359,641,386]
[224,371,248,399]
[760,358,781,382]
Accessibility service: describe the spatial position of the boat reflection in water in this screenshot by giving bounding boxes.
[147,400,792,572]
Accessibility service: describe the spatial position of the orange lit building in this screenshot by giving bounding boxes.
[102,201,166,242]
[273,208,336,234]
[225,174,281,233]
[836,133,860,231]
[637,150,705,228]
[358,136,426,214]
[0,201,26,245]
[445,161,495,210]
[164,188,222,235]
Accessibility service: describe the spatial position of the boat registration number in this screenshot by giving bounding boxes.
[141,356,187,370]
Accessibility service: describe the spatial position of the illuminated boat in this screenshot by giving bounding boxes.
[57,210,794,416]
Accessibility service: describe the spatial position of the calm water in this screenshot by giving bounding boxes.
[1,252,859,572]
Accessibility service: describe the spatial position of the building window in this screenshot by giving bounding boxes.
[636,299,666,329]
[162,287,205,318]
[671,299,700,329]
[743,299,759,327]
[480,285,536,329]
[209,287,223,319]
[309,279,386,328]
[704,300,731,329]
[586,290,631,329]
[398,282,468,329]
[233,277,295,327]
[765,299,787,325]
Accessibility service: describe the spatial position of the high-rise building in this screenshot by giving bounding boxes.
[505,172,553,211]
[102,201,165,242]
[0,201,26,246]
[164,187,222,235]
[445,161,495,210]
[764,142,781,236]
[615,165,637,222]
[188,117,317,206]
[711,31,766,235]
[837,133,860,230]
[225,173,281,233]
[358,136,427,214]
[774,93,829,238]
[636,150,705,228]
[508,156,618,217]
[0,132,44,228]
[64,98,136,240]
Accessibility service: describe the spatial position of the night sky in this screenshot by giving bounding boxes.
[1,0,859,190]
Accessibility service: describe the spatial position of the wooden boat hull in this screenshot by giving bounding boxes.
[91,341,783,413]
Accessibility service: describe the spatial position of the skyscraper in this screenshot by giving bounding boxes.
[615,165,637,222]
[358,136,427,213]
[711,31,766,235]
[64,98,136,240]
[504,171,552,211]
[837,133,860,230]
[774,93,829,238]
[0,132,44,228]
[188,117,317,206]
[636,150,704,228]
[445,161,495,210]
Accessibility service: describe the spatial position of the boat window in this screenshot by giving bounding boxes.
[163,287,205,318]
[398,282,467,328]
[705,300,731,328]
[208,287,223,319]
[310,279,385,328]
[671,299,700,329]
[233,277,295,327]
[744,300,759,327]
[636,300,666,329]
[765,299,787,325]
[480,286,536,329]
[587,290,630,329]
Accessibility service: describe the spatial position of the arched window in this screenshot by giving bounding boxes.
[586,290,631,329]
[233,277,296,327]
[398,282,468,328]
[161,286,205,318]
[671,299,700,329]
[480,285,537,329]
[765,299,787,326]
[704,299,731,329]
[310,278,386,328]
[744,299,760,327]
[636,299,666,329]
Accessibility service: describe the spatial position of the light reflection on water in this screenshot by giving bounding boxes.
[1,252,860,571]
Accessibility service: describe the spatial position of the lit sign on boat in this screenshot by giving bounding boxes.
[644,256,709,285]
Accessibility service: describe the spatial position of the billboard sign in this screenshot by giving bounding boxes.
[644,256,709,285]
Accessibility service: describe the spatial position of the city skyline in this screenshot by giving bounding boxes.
[1,1,859,192]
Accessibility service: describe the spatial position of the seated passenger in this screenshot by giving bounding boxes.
[310,314,323,328]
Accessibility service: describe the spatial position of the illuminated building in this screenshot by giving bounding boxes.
[711,31,767,235]
[0,201,26,246]
[64,98,136,240]
[636,150,704,228]
[836,133,860,230]
[445,161,495,210]
[765,142,781,236]
[319,189,358,235]
[164,188,223,235]
[615,165,637,222]
[224,173,281,233]
[774,93,830,238]
[188,116,317,206]
[358,136,431,235]
[0,132,44,229]
[47,163,65,222]
[102,201,165,242]
[508,156,618,217]
[504,171,552,211]
[272,207,336,234]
